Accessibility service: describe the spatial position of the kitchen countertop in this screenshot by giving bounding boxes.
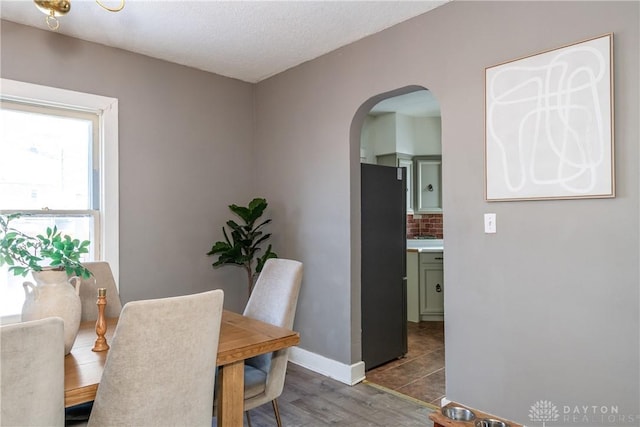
[406,239,443,253]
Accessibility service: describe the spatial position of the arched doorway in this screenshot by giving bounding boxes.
[353,86,446,406]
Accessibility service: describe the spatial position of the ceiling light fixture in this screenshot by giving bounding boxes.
[34,0,125,31]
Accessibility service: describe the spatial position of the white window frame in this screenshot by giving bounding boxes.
[0,78,119,321]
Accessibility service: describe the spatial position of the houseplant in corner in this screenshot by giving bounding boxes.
[0,213,92,354]
[207,198,277,298]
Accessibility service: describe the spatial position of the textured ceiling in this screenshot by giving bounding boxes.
[0,0,449,83]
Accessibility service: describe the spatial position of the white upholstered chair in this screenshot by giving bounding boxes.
[66,262,124,424]
[78,261,123,321]
[1,317,65,427]
[240,258,303,427]
[87,289,224,427]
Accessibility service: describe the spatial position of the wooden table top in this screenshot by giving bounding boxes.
[64,310,300,408]
[216,310,300,365]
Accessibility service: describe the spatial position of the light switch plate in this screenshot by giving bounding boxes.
[484,213,496,233]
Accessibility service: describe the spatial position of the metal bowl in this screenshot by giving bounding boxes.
[441,406,476,421]
[475,418,509,427]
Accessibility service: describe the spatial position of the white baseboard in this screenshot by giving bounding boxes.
[289,346,365,385]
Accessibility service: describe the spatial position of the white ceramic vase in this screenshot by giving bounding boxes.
[22,270,82,355]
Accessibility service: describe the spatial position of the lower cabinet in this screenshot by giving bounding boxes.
[419,252,444,321]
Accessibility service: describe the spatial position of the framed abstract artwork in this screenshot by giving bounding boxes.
[485,34,614,201]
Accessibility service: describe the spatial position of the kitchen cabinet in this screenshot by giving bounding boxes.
[398,158,414,213]
[375,154,441,214]
[419,251,444,321]
[415,156,442,213]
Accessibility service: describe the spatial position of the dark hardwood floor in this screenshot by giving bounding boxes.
[364,321,445,406]
[213,363,435,427]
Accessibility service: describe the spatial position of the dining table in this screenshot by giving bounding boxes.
[64,310,300,427]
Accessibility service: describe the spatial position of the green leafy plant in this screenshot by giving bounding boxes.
[0,213,92,279]
[207,198,277,296]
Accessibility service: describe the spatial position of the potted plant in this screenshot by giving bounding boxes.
[0,213,92,278]
[0,213,92,354]
[207,198,277,297]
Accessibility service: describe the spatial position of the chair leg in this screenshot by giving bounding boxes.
[245,410,252,427]
[272,399,282,427]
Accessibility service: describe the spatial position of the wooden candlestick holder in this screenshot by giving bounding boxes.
[92,287,110,352]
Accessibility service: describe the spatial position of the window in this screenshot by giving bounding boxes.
[0,79,119,321]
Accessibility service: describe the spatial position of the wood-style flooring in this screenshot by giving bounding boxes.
[213,363,435,427]
[364,321,445,406]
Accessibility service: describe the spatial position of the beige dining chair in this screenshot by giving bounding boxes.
[238,258,303,427]
[67,262,124,424]
[87,289,224,427]
[78,261,123,321]
[1,317,65,427]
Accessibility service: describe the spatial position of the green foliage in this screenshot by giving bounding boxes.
[207,198,277,295]
[0,213,92,279]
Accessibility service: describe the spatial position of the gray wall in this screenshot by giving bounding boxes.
[2,1,639,424]
[253,1,639,424]
[1,20,255,312]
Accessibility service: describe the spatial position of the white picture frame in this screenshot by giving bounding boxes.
[485,34,614,201]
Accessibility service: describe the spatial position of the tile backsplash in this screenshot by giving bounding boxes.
[407,213,443,239]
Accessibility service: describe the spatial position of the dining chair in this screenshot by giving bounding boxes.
[238,258,303,427]
[78,261,123,321]
[1,317,65,427]
[66,262,124,424]
[87,289,224,427]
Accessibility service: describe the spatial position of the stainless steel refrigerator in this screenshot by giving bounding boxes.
[361,163,407,370]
